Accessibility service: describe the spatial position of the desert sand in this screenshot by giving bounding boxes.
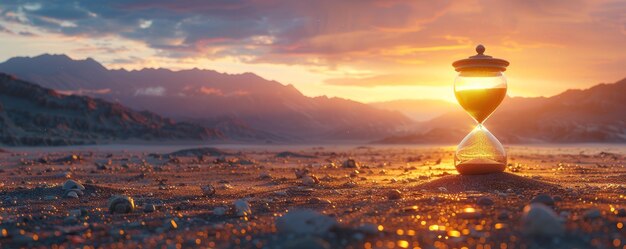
[0,144,624,249]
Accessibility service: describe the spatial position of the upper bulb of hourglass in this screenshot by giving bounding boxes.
[454,71,507,124]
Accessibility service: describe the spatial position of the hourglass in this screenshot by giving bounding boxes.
[452,45,509,175]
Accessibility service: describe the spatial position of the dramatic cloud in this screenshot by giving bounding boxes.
[0,0,624,101]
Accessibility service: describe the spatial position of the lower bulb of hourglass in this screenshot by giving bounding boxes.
[454,124,506,175]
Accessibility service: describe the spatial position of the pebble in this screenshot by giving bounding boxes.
[521,203,564,237]
[387,189,403,200]
[583,208,601,219]
[144,204,156,213]
[201,184,216,196]
[294,168,310,178]
[342,181,357,188]
[108,195,135,214]
[350,170,359,177]
[308,197,332,205]
[218,183,233,190]
[62,180,85,191]
[234,199,251,217]
[477,196,494,206]
[276,209,337,235]
[65,190,79,199]
[259,172,272,180]
[342,159,360,169]
[213,207,227,216]
[302,175,320,186]
[44,195,57,201]
[530,194,555,206]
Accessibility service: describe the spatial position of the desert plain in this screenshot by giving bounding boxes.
[0,144,625,249]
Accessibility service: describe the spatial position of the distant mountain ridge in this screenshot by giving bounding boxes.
[377,78,626,144]
[0,73,222,146]
[369,99,457,121]
[0,54,414,141]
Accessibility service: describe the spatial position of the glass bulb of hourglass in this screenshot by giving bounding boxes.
[454,71,507,175]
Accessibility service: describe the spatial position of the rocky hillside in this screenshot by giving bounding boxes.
[0,73,223,146]
[0,54,413,141]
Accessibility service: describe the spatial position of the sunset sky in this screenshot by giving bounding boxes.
[0,0,624,102]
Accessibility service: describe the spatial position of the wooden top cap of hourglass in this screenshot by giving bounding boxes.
[452,45,509,72]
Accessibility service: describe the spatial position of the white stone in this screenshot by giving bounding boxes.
[276,209,337,235]
[62,180,85,191]
[521,203,564,237]
[234,199,251,217]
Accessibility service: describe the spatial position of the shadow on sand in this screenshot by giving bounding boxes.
[414,172,559,193]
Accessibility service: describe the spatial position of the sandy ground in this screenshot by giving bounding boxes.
[0,144,625,249]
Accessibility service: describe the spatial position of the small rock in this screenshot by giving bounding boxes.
[234,199,251,217]
[65,191,79,199]
[144,204,156,213]
[259,172,272,180]
[438,187,448,192]
[342,159,360,169]
[302,175,320,186]
[62,180,85,191]
[213,207,227,216]
[477,196,494,206]
[521,203,564,237]
[308,197,332,205]
[201,184,216,196]
[68,209,84,217]
[350,172,358,178]
[583,208,601,219]
[276,209,338,235]
[342,181,357,188]
[294,168,310,178]
[530,194,555,207]
[108,195,135,214]
[387,189,403,200]
[218,183,233,190]
[44,195,57,201]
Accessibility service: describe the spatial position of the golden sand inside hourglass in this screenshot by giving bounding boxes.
[454,88,507,123]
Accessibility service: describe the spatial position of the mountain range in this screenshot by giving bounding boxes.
[378,78,626,144]
[369,99,457,121]
[0,54,624,145]
[0,54,413,142]
[0,73,221,146]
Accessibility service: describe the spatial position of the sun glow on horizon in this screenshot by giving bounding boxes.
[0,0,624,103]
